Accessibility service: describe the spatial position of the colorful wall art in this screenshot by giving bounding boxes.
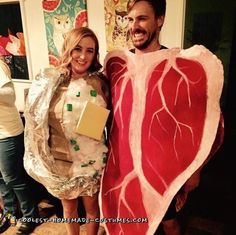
[104,0,132,52]
[42,0,88,66]
[0,2,29,79]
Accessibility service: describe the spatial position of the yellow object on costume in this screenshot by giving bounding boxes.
[75,101,110,141]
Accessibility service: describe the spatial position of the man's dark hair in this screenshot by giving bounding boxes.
[127,0,166,18]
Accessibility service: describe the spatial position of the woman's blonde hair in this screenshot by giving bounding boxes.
[57,27,102,79]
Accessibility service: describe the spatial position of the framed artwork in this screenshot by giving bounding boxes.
[42,0,88,67]
[0,0,29,80]
[104,0,132,52]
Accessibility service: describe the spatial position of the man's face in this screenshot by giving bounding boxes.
[127,1,164,53]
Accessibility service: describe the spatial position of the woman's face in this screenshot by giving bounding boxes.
[71,36,96,77]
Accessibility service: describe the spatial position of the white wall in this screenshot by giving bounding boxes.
[161,0,186,48]
[22,0,49,79]
[87,0,107,64]
[7,0,185,111]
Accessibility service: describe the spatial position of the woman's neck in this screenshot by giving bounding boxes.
[71,72,88,80]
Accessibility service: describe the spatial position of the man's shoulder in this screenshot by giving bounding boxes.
[160,45,168,49]
[129,45,168,53]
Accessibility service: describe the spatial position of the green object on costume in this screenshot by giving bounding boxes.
[93,171,99,178]
[90,90,97,97]
[74,144,80,151]
[89,160,96,165]
[70,139,77,145]
[66,103,73,111]
[103,156,107,164]
[81,164,88,167]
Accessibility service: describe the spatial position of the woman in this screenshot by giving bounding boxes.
[0,58,38,234]
[24,27,109,235]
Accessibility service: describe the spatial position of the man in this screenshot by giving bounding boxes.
[126,2,224,234]
[126,1,182,234]
[100,1,223,234]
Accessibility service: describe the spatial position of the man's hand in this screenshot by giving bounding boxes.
[175,171,201,212]
[183,171,201,193]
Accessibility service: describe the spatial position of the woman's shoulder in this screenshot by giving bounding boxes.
[88,72,109,87]
[88,71,107,80]
[35,67,61,80]
[0,60,12,87]
[32,67,66,86]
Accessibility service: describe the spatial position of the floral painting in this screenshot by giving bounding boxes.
[42,0,88,66]
[104,0,132,52]
[0,2,29,79]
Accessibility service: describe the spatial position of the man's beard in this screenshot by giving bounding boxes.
[132,29,157,50]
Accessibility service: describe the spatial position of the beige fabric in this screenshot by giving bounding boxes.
[48,83,72,162]
[0,62,23,139]
[54,159,72,177]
